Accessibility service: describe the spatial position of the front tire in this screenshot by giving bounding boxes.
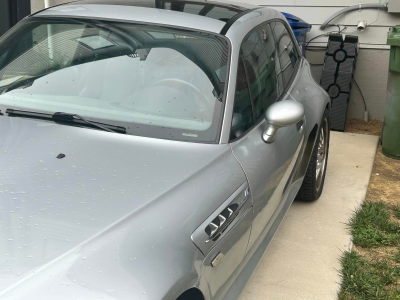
[297,109,330,202]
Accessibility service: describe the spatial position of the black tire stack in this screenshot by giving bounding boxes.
[320,34,358,131]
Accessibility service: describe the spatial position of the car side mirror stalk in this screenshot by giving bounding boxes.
[262,100,305,143]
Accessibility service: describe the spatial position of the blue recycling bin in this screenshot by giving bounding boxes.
[282,12,311,57]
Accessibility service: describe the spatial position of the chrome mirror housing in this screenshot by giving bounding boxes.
[262,100,305,143]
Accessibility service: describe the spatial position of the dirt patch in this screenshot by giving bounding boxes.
[353,245,400,266]
[366,146,400,206]
[345,119,383,136]
[345,119,400,206]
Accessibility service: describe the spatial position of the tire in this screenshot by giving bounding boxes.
[297,109,330,202]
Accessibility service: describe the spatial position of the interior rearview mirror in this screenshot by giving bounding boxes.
[262,100,305,143]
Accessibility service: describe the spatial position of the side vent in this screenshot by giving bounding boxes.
[205,204,240,242]
[191,183,252,255]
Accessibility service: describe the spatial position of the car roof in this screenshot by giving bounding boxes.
[71,0,258,11]
[34,0,261,35]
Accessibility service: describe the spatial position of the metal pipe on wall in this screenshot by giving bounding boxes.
[320,3,389,30]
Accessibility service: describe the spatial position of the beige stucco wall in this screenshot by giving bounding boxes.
[31,0,68,13]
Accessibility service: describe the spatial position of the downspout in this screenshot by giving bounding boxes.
[320,2,388,30]
[44,0,53,59]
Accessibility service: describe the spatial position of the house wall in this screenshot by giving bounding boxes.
[31,0,44,13]
[31,0,68,13]
[30,0,400,120]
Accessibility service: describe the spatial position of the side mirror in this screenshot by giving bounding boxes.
[262,100,305,143]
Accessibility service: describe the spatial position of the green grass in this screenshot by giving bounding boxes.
[392,204,400,220]
[339,201,400,300]
[349,201,400,248]
[394,247,400,264]
[339,251,400,300]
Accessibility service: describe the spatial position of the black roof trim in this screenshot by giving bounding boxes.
[219,7,259,35]
[34,0,259,26]
[68,0,254,10]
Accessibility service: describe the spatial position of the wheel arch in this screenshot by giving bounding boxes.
[293,122,319,182]
[176,288,205,300]
[325,101,331,112]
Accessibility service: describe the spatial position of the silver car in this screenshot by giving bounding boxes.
[0,1,330,299]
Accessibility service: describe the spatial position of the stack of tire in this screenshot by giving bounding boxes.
[320,34,358,131]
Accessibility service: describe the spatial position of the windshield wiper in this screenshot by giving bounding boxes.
[52,112,114,132]
[6,109,126,134]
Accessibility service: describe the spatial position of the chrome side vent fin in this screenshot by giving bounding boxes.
[205,222,219,237]
[191,182,252,255]
[218,214,226,226]
[205,203,241,243]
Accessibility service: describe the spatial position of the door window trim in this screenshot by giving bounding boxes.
[239,50,256,123]
[229,18,301,143]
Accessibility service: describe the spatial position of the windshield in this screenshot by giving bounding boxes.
[0,17,230,143]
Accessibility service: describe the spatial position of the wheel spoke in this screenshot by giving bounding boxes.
[315,119,328,188]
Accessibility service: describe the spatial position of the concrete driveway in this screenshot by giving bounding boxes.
[239,132,379,300]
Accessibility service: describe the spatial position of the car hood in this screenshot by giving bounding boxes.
[0,117,245,299]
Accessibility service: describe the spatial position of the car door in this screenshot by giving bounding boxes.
[193,54,260,300]
[230,21,305,252]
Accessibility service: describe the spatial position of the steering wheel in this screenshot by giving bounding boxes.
[151,78,212,109]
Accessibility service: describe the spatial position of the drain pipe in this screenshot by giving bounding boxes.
[44,0,53,59]
[320,2,388,30]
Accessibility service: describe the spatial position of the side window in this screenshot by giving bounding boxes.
[230,21,300,141]
[0,51,9,71]
[270,22,298,88]
[241,24,280,120]
[230,57,254,140]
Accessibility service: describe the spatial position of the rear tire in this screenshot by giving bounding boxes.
[297,109,330,202]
